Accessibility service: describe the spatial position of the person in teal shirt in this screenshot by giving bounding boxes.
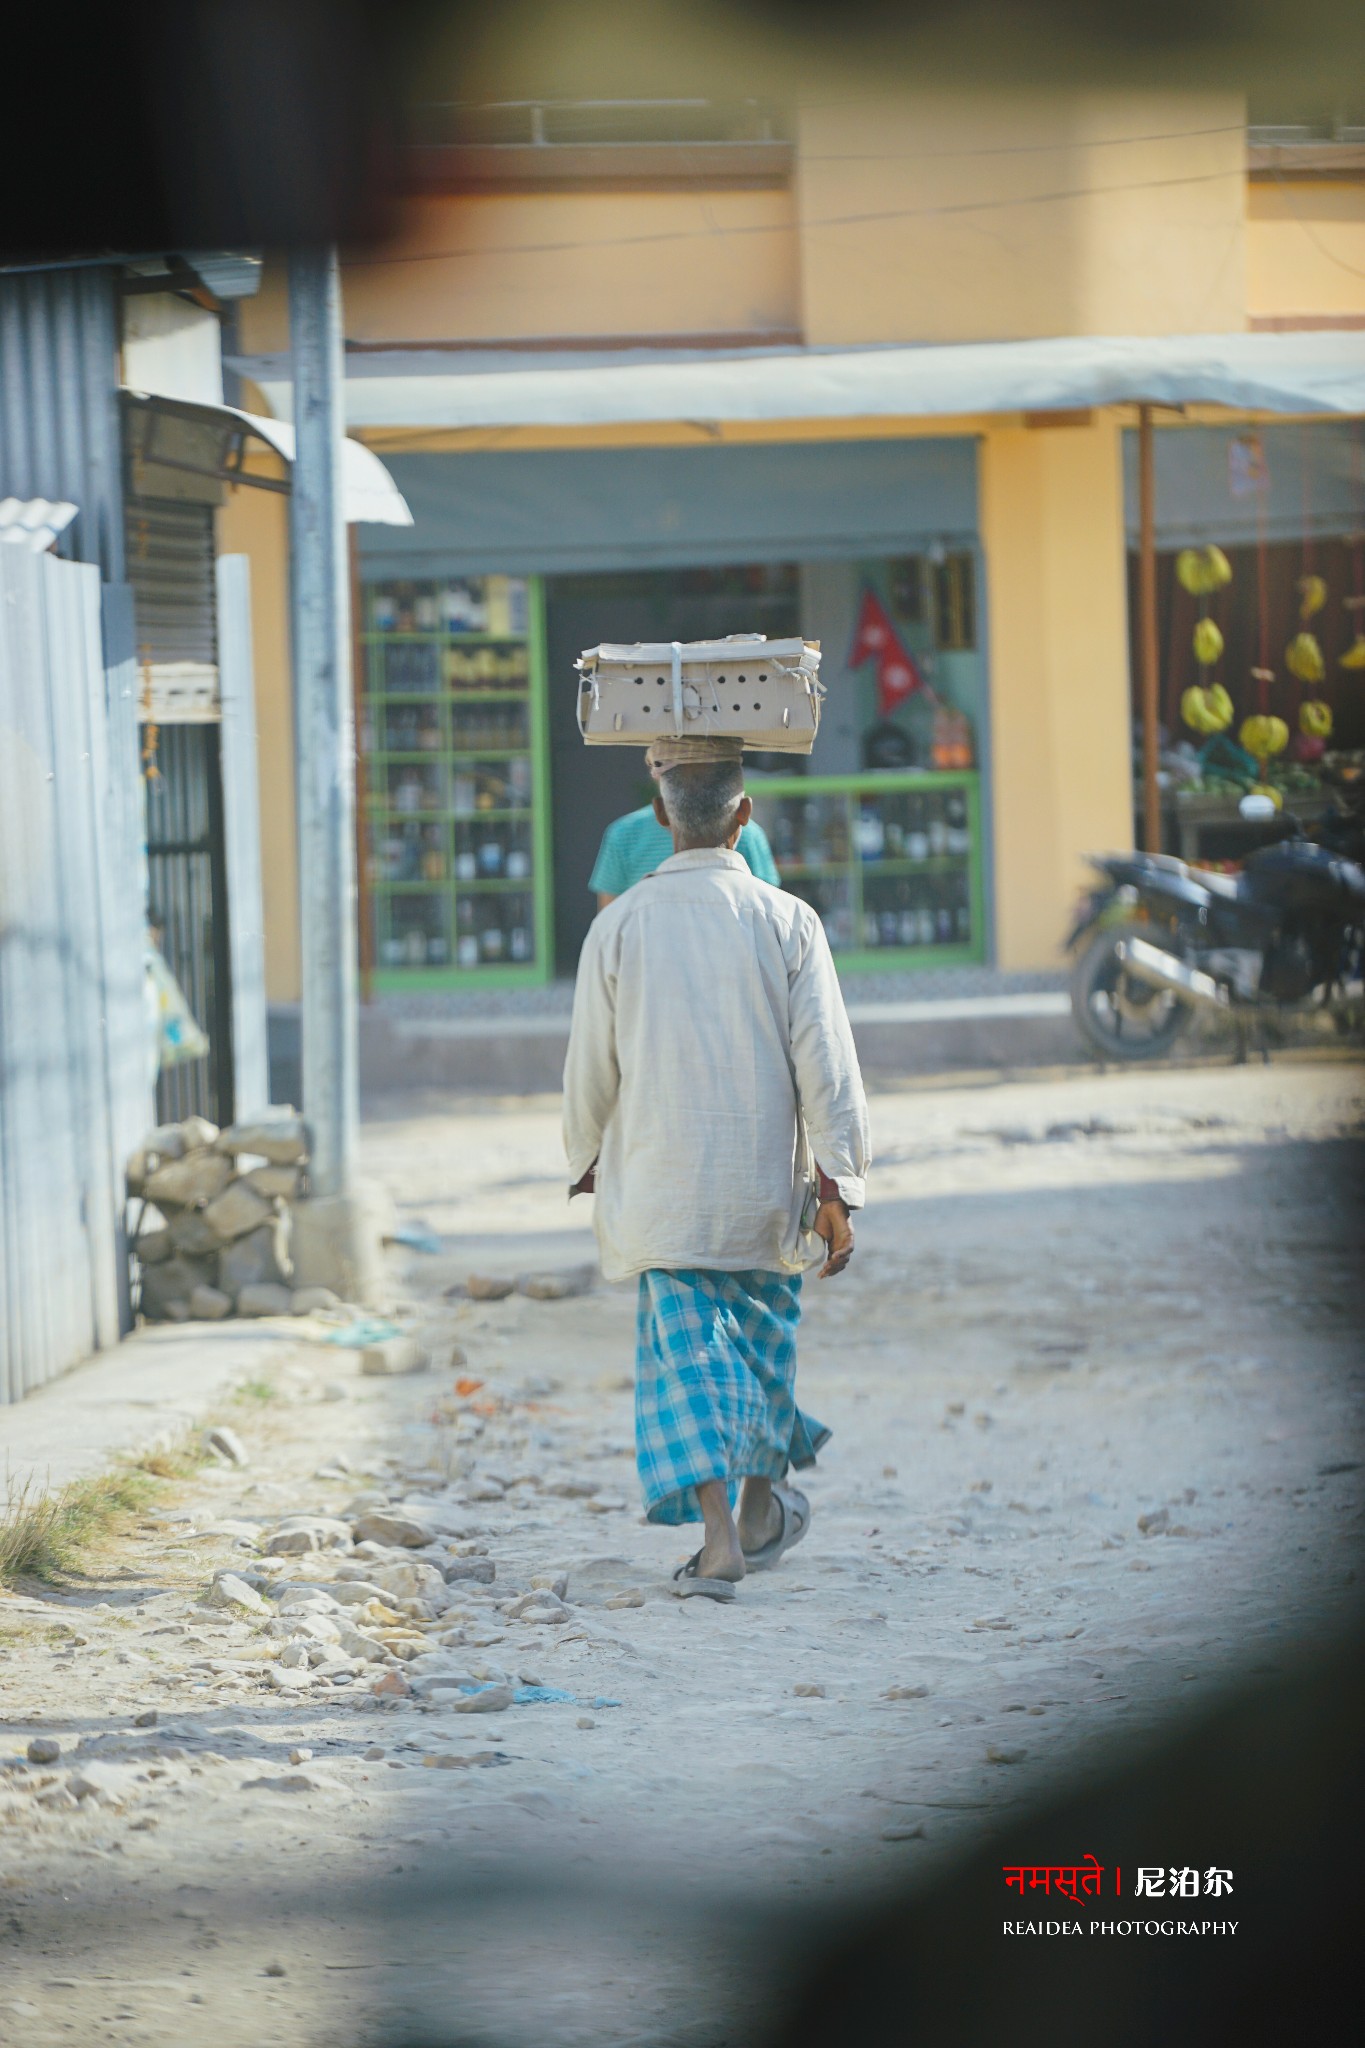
[590,762,781,906]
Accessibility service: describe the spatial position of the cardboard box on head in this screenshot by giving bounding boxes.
[576,634,823,754]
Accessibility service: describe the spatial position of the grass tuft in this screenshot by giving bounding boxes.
[0,1469,161,1586]
[235,1377,276,1404]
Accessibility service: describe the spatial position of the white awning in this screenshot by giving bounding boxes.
[233,406,412,526]
[121,389,413,525]
[246,331,1365,433]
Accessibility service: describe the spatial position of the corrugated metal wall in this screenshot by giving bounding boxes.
[0,549,150,1403]
[0,267,125,581]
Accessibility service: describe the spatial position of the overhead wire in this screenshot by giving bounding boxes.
[345,165,1246,268]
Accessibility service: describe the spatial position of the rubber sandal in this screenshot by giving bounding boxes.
[741,1484,810,1570]
[671,1551,738,1601]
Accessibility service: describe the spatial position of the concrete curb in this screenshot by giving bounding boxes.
[358,992,1082,1094]
[1,1321,312,1504]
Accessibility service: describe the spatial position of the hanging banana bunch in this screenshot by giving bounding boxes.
[1182,683,1234,734]
[1240,713,1289,766]
[1297,574,1328,620]
[1299,699,1333,738]
[1343,593,1365,670]
[1285,631,1326,684]
[1176,546,1233,596]
[1192,617,1224,666]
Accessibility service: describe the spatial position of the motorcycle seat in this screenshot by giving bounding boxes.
[1197,870,1243,900]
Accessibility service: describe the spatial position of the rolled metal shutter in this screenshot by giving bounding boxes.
[125,496,217,664]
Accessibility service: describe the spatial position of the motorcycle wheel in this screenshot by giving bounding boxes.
[1070,923,1193,1062]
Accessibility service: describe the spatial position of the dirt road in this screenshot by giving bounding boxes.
[2,1056,1362,2046]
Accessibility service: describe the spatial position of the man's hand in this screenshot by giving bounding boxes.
[814,1198,854,1278]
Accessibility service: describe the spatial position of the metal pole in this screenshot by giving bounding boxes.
[1137,403,1162,856]
[288,247,357,1197]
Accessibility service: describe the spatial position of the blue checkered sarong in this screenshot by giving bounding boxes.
[635,1268,831,1526]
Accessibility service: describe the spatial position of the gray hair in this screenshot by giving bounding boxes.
[658,760,745,845]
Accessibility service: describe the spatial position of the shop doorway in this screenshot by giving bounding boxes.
[544,565,801,972]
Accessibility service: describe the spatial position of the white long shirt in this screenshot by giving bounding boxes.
[562,847,871,1283]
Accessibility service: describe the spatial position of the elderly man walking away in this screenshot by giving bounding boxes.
[563,741,871,1599]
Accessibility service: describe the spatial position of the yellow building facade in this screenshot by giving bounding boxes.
[223,90,1364,997]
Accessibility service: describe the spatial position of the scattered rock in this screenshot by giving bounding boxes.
[462,1477,505,1502]
[241,1772,325,1793]
[263,1517,353,1557]
[465,1275,515,1301]
[279,1642,310,1669]
[1137,1507,1170,1536]
[169,1209,222,1258]
[206,1573,269,1615]
[586,1493,628,1515]
[530,1572,569,1599]
[215,1111,310,1165]
[136,1227,173,1265]
[246,1164,305,1201]
[66,1765,132,1807]
[27,1737,61,1765]
[219,1217,293,1296]
[204,1179,274,1242]
[442,1557,496,1587]
[292,1285,341,1315]
[288,1747,313,1765]
[539,1475,599,1499]
[189,1284,233,1320]
[604,1590,645,1610]
[370,1671,412,1699]
[143,1152,233,1208]
[235,1281,294,1318]
[264,1961,288,1979]
[365,1559,447,1600]
[881,1821,926,1841]
[986,1745,1028,1765]
[793,1683,826,1698]
[503,1592,569,1624]
[133,1709,158,1728]
[576,1716,596,1729]
[321,1381,349,1403]
[268,1664,311,1691]
[882,1685,930,1700]
[203,1424,249,1467]
[518,1266,595,1301]
[450,1684,514,1713]
[352,1511,435,1550]
[361,1336,429,1378]
[139,1255,217,1321]
[362,1746,386,1761]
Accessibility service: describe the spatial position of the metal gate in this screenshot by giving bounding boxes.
[144,723,235,1126]
[128,491,236,1127]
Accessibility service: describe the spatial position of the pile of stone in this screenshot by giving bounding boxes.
[129,1109,331,1322]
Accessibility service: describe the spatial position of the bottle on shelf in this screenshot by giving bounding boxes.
[928,801,950,858]
[420,826,446,881]
[855,806,885,861]
[945,790,971,856]
[906,794,929,863]
[476,828,504,878]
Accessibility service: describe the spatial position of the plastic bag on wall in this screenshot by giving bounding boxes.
[145,941,209,1068]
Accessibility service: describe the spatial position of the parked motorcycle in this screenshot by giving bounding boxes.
[1067,792,1365,1061]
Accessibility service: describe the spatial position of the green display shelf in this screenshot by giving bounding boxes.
[748,769,985,968]
[361,576,553,986]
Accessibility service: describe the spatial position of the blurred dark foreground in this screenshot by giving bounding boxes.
[9,1610,1359,2046]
